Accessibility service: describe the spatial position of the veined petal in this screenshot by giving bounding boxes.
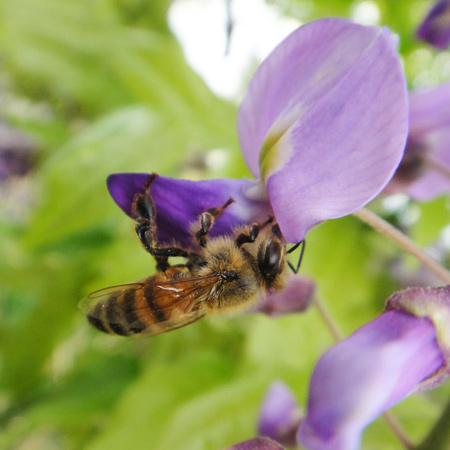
[416,0,450,49]
[107,173,272,249]
[385,286,450,389]
[298,310,444,450]
[238,19,408,243]
[258,381,303,447]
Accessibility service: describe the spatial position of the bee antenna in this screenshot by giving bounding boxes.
[287,240,306,275]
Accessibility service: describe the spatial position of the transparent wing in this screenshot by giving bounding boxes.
[79,274,221,336]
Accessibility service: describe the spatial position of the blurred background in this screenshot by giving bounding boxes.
[0,0,449,449]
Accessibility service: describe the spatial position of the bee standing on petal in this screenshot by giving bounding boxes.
[80,173,292,336]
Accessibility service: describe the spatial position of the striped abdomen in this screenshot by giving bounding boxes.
[83,270,213,337]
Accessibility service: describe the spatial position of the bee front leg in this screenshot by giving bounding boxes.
[132,174,194,271]
[235,216,274,247]
[194,197,234,247]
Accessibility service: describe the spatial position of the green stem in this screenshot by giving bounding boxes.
[416,401,450,450]
[353,208,450,284]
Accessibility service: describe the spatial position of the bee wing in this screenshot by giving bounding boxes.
[79,275,221,337]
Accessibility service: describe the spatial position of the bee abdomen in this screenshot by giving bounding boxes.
[87,302,110,334]
[106,294,130,336]
[122,289,146,334]
[88,290,146,336]
[144,285,167,322]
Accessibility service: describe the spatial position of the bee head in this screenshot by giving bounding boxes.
[257,232,287,289]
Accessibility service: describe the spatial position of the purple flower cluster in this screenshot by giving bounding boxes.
[417,0,450,49]
[386,81,450,200]
[107,17,450,450]
[239,287,448,450]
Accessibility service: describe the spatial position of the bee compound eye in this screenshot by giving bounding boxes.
[259,239,282,281]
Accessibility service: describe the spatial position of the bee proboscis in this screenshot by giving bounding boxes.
[80,173,302,337]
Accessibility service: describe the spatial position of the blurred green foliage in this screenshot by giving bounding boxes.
[0,0,449,449]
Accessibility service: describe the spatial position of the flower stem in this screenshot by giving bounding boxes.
[313,295,343,341]
[383,413,414,450]
[416,400,450,450]
[313,296,414,449]
[353,208,450,284]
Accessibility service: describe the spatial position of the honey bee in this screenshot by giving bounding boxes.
[80,173,303,337]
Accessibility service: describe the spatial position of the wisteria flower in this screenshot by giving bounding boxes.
[298,286,450,450]
[386,81,450,200]
[417,0,450,49]
[0,120,34,181]
[107,18,408,251]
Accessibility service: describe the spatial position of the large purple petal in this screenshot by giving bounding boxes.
[238,19,408,243]
[298,310,444,450]
[416,0,450,49]
[107,173,272,249]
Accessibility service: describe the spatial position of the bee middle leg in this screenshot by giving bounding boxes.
[132,174,196,271]
[195,197,235,247]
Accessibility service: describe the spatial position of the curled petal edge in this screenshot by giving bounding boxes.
[385,285,450,390]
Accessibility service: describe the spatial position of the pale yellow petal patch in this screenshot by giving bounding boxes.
[258,102,305,181]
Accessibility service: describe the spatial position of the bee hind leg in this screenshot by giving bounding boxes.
[195,197,235,247]
[132,174,194,271]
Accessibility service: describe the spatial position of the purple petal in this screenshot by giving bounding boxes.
[385,83,450,199]
[256,275,315,317]
[258,382,302,447]
[0,120,35,181]
[107,173,272,249]
[224,437,286,450]
[417,0,450,49]
[406,83,450,199]
[298,310,444,450]
[409,81,450,134]
[385,286,450,390]
[406,128,450,200]
[238,19,408,243]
